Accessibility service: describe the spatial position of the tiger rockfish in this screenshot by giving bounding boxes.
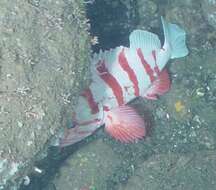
[60,17,189,147]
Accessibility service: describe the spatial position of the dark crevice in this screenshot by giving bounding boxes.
[86,0,139,52]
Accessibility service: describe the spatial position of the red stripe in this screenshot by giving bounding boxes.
[137,48,155,82]
[81,88,99,114]
[96,60,124,105]
[152,50,160,75]
[118,49,139,96]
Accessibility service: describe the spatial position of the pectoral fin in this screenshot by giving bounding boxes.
[103,105,146,143]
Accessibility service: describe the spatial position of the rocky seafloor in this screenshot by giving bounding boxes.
[1,0,216,189]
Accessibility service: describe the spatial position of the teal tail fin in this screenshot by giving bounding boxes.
[161,16,189,59]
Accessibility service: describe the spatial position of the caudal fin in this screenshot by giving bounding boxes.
[161,16,189,59]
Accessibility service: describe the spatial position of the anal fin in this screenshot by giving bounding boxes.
[143,68,171,100]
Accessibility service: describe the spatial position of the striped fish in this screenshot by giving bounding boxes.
[60,17,189,147]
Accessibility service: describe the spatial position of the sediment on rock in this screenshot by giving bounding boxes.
[0,0,91,189]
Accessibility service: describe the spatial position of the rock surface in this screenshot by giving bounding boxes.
[202,0,216,29]
[53,139,121,190]
[0,0,90,189]
[118,151,216,190]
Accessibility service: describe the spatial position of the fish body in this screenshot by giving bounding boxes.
[60,17,189,147]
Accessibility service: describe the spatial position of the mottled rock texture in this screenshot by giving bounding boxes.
[0,0,90,189]
[202,0,216,29]
[119,151,216,190]
[53,139,121,190]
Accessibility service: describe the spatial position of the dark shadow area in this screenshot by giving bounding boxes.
[19,136,98,190]
[86,0,139,52]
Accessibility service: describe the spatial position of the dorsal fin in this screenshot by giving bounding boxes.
[103,47,121,66]
[129,30,161,54]
[91,46,123,67]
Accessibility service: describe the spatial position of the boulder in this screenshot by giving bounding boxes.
[0,0,90,189]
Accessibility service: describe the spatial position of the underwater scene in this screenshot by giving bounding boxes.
[0,0,216,189]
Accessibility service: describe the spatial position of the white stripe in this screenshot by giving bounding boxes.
[125,48,152,96]
[157,47,170,71]
[91,50,119,108]
[104,46,135,103]
[91,46,135,108]
[90,71,118,109]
